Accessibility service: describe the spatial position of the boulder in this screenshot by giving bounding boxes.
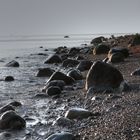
[0,111,26,130]
[65,108,92,119]
[75,55,84,60]
[54,117,73,126]
[93,44,110,55]
[47,72,75,85]
[46,86,61,96]
[131,68,140,76]
[62,59,79,67]
[44,54,62,64]
[46,132,74,140]
[68,47,80,56]
[54,46,68,54]
[77,60,93,72]
[85,61,124,91]
[8,101,22,107]
[67,69,83,80]
[91,36,105,44]
[4,76,14,81]
[0,105,15,114]
[36,68,55,77]
[108,47,129,58]
[5,60,19,67]
[108,53,125,63]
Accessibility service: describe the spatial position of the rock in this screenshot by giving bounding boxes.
[44,54,62,64]
[44,49,48,51]
[54,46,68,54]
[0,105,15,114]
[39,46,43,48]
[108,47,129,58]
[61,54,69,61]
[4,76,14,81]
[46,86,61,96]
[5,60,19,67]
[67,69,83,80]
[37,53,47,56]
[131,68,140,76]
[65,108,92,119]
[91,36,105,45]
[35,93,48,98]
[8,101,22,107]
[108,53,125,63]
[44,80,66,91]
[0,132,12,139]
[0,111,26,130]
[93,44,110,55]
[62,59,79,67]
[85,61,124,91]
[53,117,73,126]
[68,47,80,56]
[46,132,74,140]
[75,55,84,60]
[36,68,55,77]
[47,72,75,85]
[77,60,93,72]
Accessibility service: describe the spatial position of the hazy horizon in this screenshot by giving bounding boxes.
[0,0,140,36]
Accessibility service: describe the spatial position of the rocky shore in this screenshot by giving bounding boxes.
[0,34,140,140]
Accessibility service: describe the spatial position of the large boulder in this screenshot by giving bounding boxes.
[85,61,124,91]
[5,60,19,67]
[0,111,26,130]
[93,44,110,55]
[108,53,125,63]
[44,54,62,64]
[47,72,75,85]
[68,47,80,56]
[36,68,55,77]
[91,36,105,45]
[67,69,83,80]
[77,60,93,72]
[62,59,79,67]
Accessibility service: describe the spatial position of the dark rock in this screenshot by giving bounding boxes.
[46,86,61,96]
[68,47,80,56]
[131,34,140,46]
[44,49,48,51]
[85,61,124,91]
[62,59,79,67]
[5,60,19,67]
[108,53,125,63]
[5,76,14,81]
[35,93,48,98]
[61,54,69,61]
[39,46,43,48]
[46,132,74,140]
[0,105,15,114]
[108,47,129,58]
[55,46,68,54]
[36,68,55,77]
[67,69,83,80]
[91,36,105,44]
[37,53,47,56]
[131,68,140,76]
[47,72,75,85]
[0,111,26,130]
[65,108,92,119]
[93,44,110,55]
[77,60,93,72]
[75,56,84,60]
[44,54,62,64]
[54,117,73,126]
[8,101,22,107]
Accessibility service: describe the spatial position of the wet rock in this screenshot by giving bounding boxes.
[77,60,93,72]
[4,76,14,81]
[62,59,79,67]
[37,53,47,56]
[65,108,92,119]
[93,44,110,55]
[5,60,19,67]
[108,47,129,58]
[91,36,105,45]
[46,132,74,140]
[53,117,73,126]
[36,68,55,77]
[67,69,83,80]
[47,71,75,85]
[44,54,62,64]
[61,54,69,61]
[8,101,22,107]
[0,132,12,138]
[75,55,84,60]
[85,61,124,91]
[0,105,15,114]
[46,86,61,96]
[0,111,26,130]
[108,53,125,63]
[54,46,68,54]
[131,68,140,76]
[68,47,80,56]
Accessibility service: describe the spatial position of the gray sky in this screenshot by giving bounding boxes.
[0,0,140,36]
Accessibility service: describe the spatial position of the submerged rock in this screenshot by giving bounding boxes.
[65,108,92,119]
[5,60,19,67]
[46,132,74,140]
[36,68,55,77]
[44,54,62,64]
[47,72,75,85]
[4,76,14,81]
[85,61,124,91]
[0,111,26,130]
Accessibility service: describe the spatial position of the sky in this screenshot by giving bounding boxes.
[0,0,140,36]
